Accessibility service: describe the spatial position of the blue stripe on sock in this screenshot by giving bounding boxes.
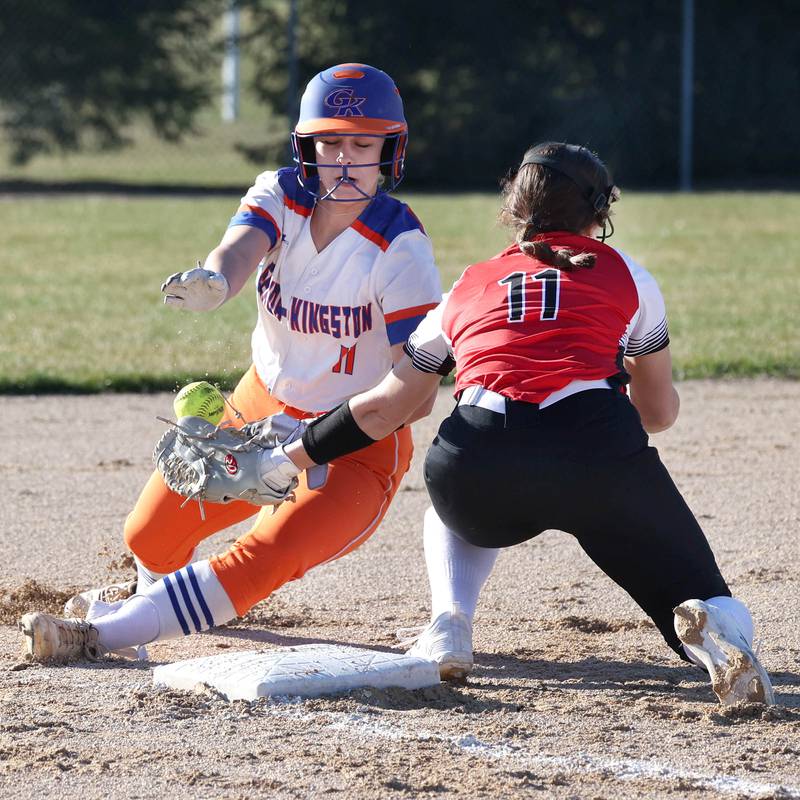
[174,570,202,633]
[186,564,215,628]
[163,575,190,636]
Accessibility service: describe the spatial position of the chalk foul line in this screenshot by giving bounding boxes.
[266,701,800,799]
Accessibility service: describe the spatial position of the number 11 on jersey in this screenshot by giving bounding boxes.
[498,268,561,323]
[331,344,357,375]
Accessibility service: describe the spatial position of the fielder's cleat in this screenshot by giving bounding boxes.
[400,604,474,681]
[674,599,775,706]
[64,579,137,619]
[19,612,105,663]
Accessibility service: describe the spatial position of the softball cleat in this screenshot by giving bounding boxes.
[674,599,775,706]
[19,612,105,663]
[64,579,137,619]
[401,604,474,680]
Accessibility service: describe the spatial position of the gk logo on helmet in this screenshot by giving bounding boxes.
[324,88,366,117]
[224,453,239,475]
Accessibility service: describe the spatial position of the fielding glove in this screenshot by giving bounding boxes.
[153,414,304,517]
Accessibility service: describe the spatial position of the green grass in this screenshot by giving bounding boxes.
[0,191,797,393]
[0,115,279,189]
[606,193,800,378]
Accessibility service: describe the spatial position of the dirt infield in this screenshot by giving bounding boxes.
[2,380,799,799]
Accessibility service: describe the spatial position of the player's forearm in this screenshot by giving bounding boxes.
[283,394,415,470]
[201,224,274,301]
[350,398,413,439]
[282,399,389,470]
[628,382,680,433]
[203,244,259,299]
[402,385,438,426]
[624,349,680,433]
[283,365,439,469]
[352,363,442,434]
[283,438,316,470]
[283,403,413,471]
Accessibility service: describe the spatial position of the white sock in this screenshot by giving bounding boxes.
[681,594,755,667]
[423,506,499,622]
[94,559,237,651]
[93,596,160,651]
[134,549,196,591]
[134,555,168,590]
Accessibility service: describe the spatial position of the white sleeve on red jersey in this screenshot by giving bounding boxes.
[227,170,285,250]
[618,251,671,357]
[403,294,456,376]
[379,231,443,345]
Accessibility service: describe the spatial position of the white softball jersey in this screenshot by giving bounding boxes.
[229,168,442,413]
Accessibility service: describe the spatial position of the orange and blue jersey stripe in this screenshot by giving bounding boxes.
[385,302,438,345]
[350,193,426,252]
[229,205,281,248]
[279,167,315,217]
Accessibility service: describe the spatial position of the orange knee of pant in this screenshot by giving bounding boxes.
[210,430,413,616]
[123,366,411,598]
[124,469,257,573]
[122,365,285,573]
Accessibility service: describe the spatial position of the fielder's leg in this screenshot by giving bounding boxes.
[571,446,774,705]
[422,506,500,621]
[402,506,499,679]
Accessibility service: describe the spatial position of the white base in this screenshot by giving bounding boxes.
[152,644,441,701]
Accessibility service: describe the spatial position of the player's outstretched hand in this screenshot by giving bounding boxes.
[153,415,302,515]
[161,264,230,312]
[245,415,329,491]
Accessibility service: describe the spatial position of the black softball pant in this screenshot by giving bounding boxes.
[423,389,730,655]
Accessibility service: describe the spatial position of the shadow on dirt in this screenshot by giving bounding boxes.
[205,625,402,654]
[475,650,800,712]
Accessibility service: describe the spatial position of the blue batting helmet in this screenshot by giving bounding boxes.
[291,64,408,200]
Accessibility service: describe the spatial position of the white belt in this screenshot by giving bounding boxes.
[458,379,611,412]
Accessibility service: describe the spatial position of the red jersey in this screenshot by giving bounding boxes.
[404,233,669,403]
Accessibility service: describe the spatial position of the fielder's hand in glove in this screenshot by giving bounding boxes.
[161,262,230,311]
[153,413,304,517]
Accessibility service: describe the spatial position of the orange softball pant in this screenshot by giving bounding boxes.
[124,365,413,616]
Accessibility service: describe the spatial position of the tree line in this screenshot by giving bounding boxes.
[2,1,797,188]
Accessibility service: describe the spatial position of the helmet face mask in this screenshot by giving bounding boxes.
[291,131,406,201]
[291,64,408,201]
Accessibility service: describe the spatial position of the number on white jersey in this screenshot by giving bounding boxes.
[331,344,357,375]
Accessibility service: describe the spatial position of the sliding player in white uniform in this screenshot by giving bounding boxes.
[20,64,442,662]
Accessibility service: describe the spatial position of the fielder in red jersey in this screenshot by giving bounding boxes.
[262,142,774,706]
[440,233,663,403]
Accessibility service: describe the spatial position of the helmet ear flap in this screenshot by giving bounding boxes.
[394,134,407,180]
[379,137,394,178]
[292,133,318,178]
[379,134,407,181]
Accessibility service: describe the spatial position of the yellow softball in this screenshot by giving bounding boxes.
[173,381,225,425]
